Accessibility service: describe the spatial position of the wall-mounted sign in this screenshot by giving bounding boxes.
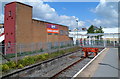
[47,24,59,33]
[47,28,59,33]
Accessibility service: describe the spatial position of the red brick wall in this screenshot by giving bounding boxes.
[4,2,16,54]
[4,2,73,54]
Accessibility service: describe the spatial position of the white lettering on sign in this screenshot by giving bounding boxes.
[47,28,59,33]
[51,25,56,29]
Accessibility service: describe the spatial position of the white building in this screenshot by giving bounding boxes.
[69,27,119,44]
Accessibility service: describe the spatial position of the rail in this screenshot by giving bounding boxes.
[50,53,92,79]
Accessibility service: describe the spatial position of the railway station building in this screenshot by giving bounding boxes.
[3,2,73,54]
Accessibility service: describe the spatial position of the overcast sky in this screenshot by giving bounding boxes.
[0,0,118,30]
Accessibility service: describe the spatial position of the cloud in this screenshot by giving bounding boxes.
[0,0,85,29]
[0,14,4,23]
[90,0,118,28]
[78,21,85,27]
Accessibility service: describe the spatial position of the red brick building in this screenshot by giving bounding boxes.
[4,2,73,54]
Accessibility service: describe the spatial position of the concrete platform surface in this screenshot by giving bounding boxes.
[93,48,119,77]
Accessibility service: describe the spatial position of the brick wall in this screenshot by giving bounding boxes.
[4,2,73,53]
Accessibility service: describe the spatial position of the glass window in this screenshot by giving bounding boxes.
[9,11,12,16]
[54,33,58,35]
[65,31,68,35]
[48,33,52,35]
[60,30,63,35]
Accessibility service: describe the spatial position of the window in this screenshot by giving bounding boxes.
[65,31,68,35]
[54,33,58,35]
[8,41,11,48]
[11,33,13,35]
[60,30,63,35]
[9,11,12,17]
[48,33,52,35]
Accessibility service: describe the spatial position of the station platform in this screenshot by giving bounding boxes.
[75,48,119,78]
[93,48,118,77]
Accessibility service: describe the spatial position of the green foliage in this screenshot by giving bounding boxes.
[18,64,24,69]
[44,53,49,57]
[87,25,104,39]
[6,61,16,68]
[34,55,40,61]
[95,26,104,39]
[87,25,95,33]
[37,54,46,60]
[87,25,104,34]
[2,46,80,73]
[18,56,35,66]
[2,64,10,72]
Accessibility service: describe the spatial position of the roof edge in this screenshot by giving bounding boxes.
[32,19,68,28]
[5,1,33,8]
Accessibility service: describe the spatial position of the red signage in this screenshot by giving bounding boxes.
[46,24,59,33]
[47,28,59,33]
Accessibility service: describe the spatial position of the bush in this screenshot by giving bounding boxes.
[18,56,29,66]
[28,57,35,65]
[18,56,35,66]
[38,54,46,60]
[2,46,80,73]
[6,61,16,68]
[2,64,10,72]
[44,53,49,57]
[34,55,40,61]
[18,64,24,69]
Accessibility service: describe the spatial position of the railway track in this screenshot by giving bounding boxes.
[2,48,103,78]
[1,48,82,78]
[50,54,92,79]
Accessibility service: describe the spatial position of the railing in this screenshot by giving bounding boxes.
[78,39,120,48]
[0,40,74,63]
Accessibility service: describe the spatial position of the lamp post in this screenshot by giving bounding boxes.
[76,19,79,46]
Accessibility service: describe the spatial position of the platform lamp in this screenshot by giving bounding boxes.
[76,19,79,46]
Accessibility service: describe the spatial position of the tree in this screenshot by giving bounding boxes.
[99,26,104,33]
[87,25,95,34]
[87,25,104,39]
[95,26,104,39]
[87,25,96,38]
[69,29,71,32]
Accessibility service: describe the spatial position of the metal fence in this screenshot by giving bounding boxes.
[78,39,120,48]
[0,40,74,62]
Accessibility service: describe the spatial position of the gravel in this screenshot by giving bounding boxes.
[57,58,92,77]
[20,50,101,77]
[24,51,83,77]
